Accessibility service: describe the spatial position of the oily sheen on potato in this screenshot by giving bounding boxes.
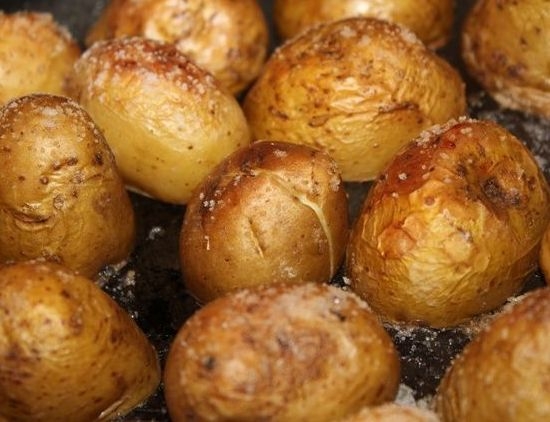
[179,141,349,303]
[0,94,135,278]
[67,37,251,204]
[0,261,160,422]
[243,17,465,182]
[346,118,550,327]
[164,282,400,422]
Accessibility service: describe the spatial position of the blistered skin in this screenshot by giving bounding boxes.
[243,17,466,182]
[0,94,135,278]
[346,119,550,328]
[164,283,400,422]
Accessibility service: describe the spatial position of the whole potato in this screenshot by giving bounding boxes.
[85,0,269,96]
[67,37,251,204]
[462,0,550,118]
[274,0,454,49]
[180,140,349,303]
[342,404,440,422]
[346,118,550,327]
[164,282,401,422]
[0,94,135,278]
[243,17,466,182]
[434,287,550,421]
[0,11,80,104]
[0,261,160,422]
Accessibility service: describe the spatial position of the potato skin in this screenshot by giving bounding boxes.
[434,287,550,421]
[85,0,268,96]
[180,141,349,303]
[0,94,135,278]
[164,282,400,422]
[274,0,454,49]
[342,404,440,422]
[0,261,160,422]
[346,118,550,327]
[462,0,550,118]
[0,12,80,105]
[68,37,250,204]
[243,17,466,182]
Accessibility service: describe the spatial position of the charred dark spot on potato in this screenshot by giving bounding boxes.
[110,329,123,344]
[481,177,521,208]
[202,355,216,371]
[329,308,347,322]
[18,175,25,182]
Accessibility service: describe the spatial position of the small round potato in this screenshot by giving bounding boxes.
[243,17,466,182]
[85,0,269,96]
[67,37,251,204]
[0,11,81,105]
[342,404,440,422]
[434,287,550,421]
[180,141,349,303]
[274,0,455,49]
[346,118,550,327]
[462,0,550,118]
[0,261,160,422]
[0,94,135,278]
[164,282,401,422]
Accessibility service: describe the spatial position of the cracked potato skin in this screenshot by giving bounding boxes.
[0,94,135,278]
[164,283,400,422]
[179,141,349,303]
[346,119,550,327]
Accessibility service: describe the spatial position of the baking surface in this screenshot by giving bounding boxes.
[2,0,550,420]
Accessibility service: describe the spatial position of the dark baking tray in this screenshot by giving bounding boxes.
[2,1,549,420]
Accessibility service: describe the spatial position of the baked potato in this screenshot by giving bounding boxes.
[67,37,251,204]
[85,0,269,96]
[0,94,135,278]
[0,11,80,105]
[342,404,440,422]
[462,0,550,118]
[164,282,401,421]
[434,287,550,421]
[0,260,160,422]
[179,140,349,303]
[274,0,454,49]
[346,118,550,327]
[243,17,466,182]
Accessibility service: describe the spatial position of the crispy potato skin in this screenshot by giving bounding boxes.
[342,403,440,422]
[435,287,550,421]
[243,17,466,182]
[346,119,550,327]
[164,283,400,422]
[462,0,550,118]
[0,94,135,278]
[67,37,250,204]
[180,141,349,303]
[85,0,268,96]
[0,12,80,105]
[0,261,160,422]
[274,0,454,49]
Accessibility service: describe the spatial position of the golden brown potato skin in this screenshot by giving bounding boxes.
[164,282,400,422]
[462,0,550,118]
[0,94,135,278]
[274,0,454,49]
[0,261,160,422]
[180,141,349,303]
[346,118,550,327]
[0,11,80,105]
[342,403,440,422]
[85,0,268,96]
[243,17,466,182]
[435,287,550,421]
[68,37,250,204]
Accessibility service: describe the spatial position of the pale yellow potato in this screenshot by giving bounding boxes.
[0,11,80,105]
[0,261,160,422]
[462,0,550,118]
[164,282,401,422]
[342,403,440,422]
[67,37,251,204]
[180,141,349,303]
[274,0,454,49]
[346,118,550,327]
[86,0,269,96]
[243,17,466,182]
[0,94,135,278]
